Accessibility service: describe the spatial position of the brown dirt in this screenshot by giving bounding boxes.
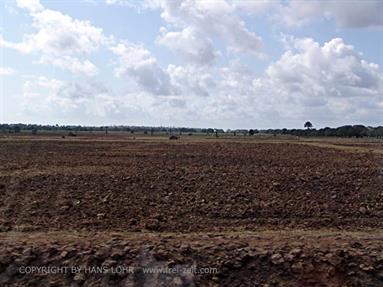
[0,135,382,286]
[1,231,383,286]
[0,137,382,232]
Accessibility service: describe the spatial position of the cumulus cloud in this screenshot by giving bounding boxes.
[145,37,382,127]
[55,82,120,117]
[20,75,188,124]
[108,35,382,127]
[1,0,105,75]
[231,0,277,15]
[22,76,65,115]
[158,26,218,65]
[16,0,43,13]
[5,0,383,128]
[103,0,160,9]
[22,76,120,118]
[105,0,128,5]
[152,0,264,59]
[110,42,172,95]
[255,37,383,125]
[167,64,215,97]
[110,40,217,98]
[40,56,98,76]
[0,67,15,76]
[18,36,383,128]
[105,0,383,29]
[277,0,383,28]
[266,37,382,98]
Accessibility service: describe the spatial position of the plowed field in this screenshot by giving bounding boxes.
[0,135,382,286]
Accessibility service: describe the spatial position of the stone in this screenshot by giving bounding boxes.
[271,253,284,265]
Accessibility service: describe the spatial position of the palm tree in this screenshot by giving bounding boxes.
[304,121,313,130]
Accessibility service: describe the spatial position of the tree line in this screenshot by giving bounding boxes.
[1,123,382,138]
[259,125,383,138]
[0,124,223,135]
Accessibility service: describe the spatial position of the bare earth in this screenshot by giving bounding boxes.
[0,134,382,286]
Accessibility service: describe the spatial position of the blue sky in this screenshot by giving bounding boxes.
[1,0,382,129]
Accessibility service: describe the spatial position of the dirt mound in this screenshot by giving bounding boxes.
[1,231,383,287]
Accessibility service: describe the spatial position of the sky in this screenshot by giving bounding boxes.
[0,0,382,129]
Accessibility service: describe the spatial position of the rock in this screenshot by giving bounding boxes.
[60,250,68,258]
[359,207,367,214]
[290,248,302,256]
[103,259,118,267]
[359,264,374,272]
[22,248,33,257]
[102,194,110,203]
[212,276,220,282]
[271,253,284,265]
[73,273,85,283]
[60,205,70,211]
[172,277,183,285]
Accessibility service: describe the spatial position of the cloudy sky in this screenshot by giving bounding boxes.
[0,0,382,129]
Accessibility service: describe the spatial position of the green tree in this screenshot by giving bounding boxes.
[304,121,313,130]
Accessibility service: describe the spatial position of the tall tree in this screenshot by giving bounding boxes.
[304,121,313,130]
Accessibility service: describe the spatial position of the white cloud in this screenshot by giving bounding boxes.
[103,0,160,9]
[23,76,64,99]
[266,37,382,98]
[110,42,172,95]
[158,37,382,127]
[2,0,105,75]
[0,67,15,76]
[158,26,218,65]
[104,0,133,6]
[149,0,264,59]
[28,9,105,55]
[256,37,383,125]
[40,56,98,76]
[166,0,262,56]
[110,40,217,98]
[16,0,43,13]
[104,0,383,30]
[108,36,382,127]
[5,0,382,128]
[231,0,276,15]
[167,64,215,97]
[22,76,65,115]
[22,76,121,118]
[18,35,383,128]
[277,0,383,28]
[55,82,119,116]
[20,76,176,125]
[105,0,127,5]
